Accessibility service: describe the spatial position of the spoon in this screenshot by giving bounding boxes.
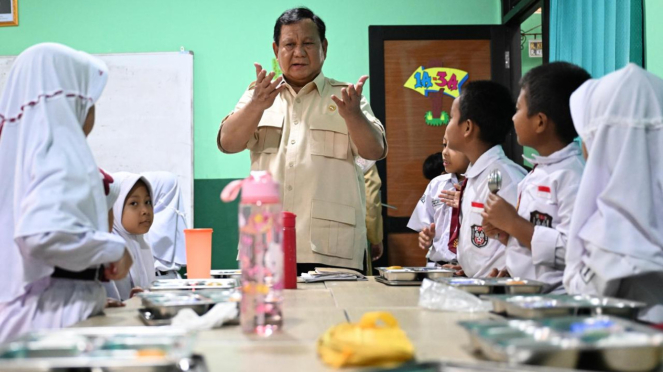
[488,169,502,194]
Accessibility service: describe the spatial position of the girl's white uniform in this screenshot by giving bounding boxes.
[565,64,663,323]
[407,173,458,264]
[0,44,125,342]
[104,173,157,301]
[506,143,584,293]
[142,171,187,278]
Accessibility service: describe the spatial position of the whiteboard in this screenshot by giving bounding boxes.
[0,51,194,227]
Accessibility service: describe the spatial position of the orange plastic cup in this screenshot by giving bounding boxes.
[184,228,213,279]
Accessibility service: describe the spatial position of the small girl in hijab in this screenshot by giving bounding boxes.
[142,171,188,279]
[0,43,133,342]
[564,64,663,323]
[104,172,157,301]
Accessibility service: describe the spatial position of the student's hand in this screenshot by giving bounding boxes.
[443,264,465,277]
[371,242,384,261]
[331,75,368,121]
[482,193,518,232]
[439,183,461,208]
[104,248,133,281]
[129,287,144,298]
[487,268,510,278]
[105,298,125,308]
[482,221,509,245]
[248,63,284,112]
[418,223,436,250]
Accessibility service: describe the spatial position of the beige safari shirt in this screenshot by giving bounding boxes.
[218,72,387,270]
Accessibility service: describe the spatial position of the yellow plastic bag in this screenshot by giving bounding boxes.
[317,311,415,368]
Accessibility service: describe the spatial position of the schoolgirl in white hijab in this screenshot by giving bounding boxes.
[106,172,156,300]
[0,43,132,342]
[565,64,663,323]
[142,171,188,278]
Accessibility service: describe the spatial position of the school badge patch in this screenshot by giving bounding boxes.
[530,211,553,227]
[470,225,488,248]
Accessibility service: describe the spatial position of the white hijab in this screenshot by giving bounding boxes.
[111,172,156,297]
[142,171,188,268]
[566,63,663,287]
[0,43,109,302]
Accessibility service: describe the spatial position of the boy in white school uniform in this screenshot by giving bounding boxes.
[409,134,469,266]
[444,81,527,278]
[565,64,663,323]
[481,62,590,292]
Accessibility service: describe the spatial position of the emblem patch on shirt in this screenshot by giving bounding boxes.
[420,195,426,204]
[530,211,553,227]
[432,199,442,208]
[470,225,488,248]
[580,265,595,283]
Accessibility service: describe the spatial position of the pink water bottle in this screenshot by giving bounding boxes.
[221,171,283,336]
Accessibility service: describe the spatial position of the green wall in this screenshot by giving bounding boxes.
[0,0,500,268]
[645,0,663,78]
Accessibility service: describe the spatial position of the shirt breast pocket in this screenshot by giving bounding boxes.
[310,199,356,259]
[525,185,559,228]
[250,109,284,154]
[309,110,350,160]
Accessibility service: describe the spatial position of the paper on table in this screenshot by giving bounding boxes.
[300,267,367,283]
[170,302,238,331]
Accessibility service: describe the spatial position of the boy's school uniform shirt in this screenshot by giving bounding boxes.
[407,173,459,263]
[458,145,527,278]
[505,143,585,292]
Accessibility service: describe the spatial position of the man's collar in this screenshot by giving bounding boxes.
[282,71,326,96]
[464,145,505,179]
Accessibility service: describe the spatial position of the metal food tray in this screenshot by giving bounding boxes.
[375,276,423,286]
[481,294,646,319]
[0,327,195,371]
[137,291,241,327]
[459,316,663,371]
[138,292,215,318]
[376,267,455,281]
[138,308,174,327]
[381,360,595,372]
[433,277,545,295]
[210,269,242,279]
[149,278,237,291]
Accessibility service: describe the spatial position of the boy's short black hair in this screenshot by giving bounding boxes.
[423,152,444,180]
[274,8,326,45]
[520,62,591,144]
[458,81,515,146]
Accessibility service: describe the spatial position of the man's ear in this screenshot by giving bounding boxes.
[322,39,328,58]
[272,42,278,59]
[535,112,549,134]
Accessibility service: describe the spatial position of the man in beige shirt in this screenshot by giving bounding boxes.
[217,7,387,271]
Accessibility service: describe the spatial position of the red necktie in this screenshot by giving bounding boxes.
[447,179,467,254]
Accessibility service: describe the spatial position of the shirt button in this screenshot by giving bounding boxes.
[294,120,299,125]
[290,140,295,145]
[296,98,301,103]
[287,185,293,191]
[289,162,294,168]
